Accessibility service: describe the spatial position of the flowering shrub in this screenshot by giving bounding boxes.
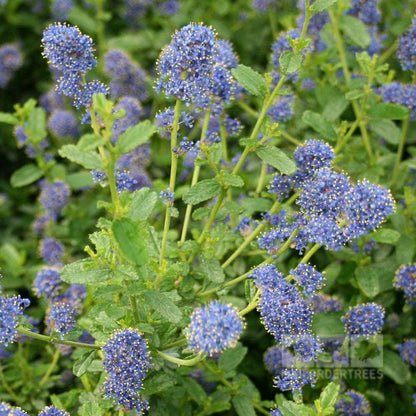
[0,0,415,415]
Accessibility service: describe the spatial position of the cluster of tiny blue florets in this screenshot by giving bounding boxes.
[51,0,74,20]
[39,238,64,266]
[103,328,151,413]
[48,110,79,138]
[38,405,71,416]
[335,390,372,416]
[398,340,416,366]
[394,263,416,305]
[47,302,76,336]
[379,82,416,121]
[347,0,381,25]
[0,294,30,345]
[274,368,316,393]
[342,303,385,339]
[39,180,70,220]
[309,293,342,314]
[187,300,245,356]
[0,43,23,88]
[396,17,416,71]
[263,345,295,375]
[33,267,62,299]
[290,263,325,296]
[0,402,29,415]
[267,93,295,123]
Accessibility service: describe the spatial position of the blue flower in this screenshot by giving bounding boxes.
[33,267,62,299]
[42,23,96,75]
[0,402,29,415]
[51,0,74,20]
[335,390,371,416]
[293,140,335,176]
[155,23,217,108]
[342,303,384,339]
[274,367,316,393]
[290,263,325,296]
[187,301,245,356]
[264,345,295,375]
[47,302,76,336]
[309,293,342,314]
[398,340,416,366]
[38,406,71,416]
[0,294,30,345]
[112,96,143,142]
[397,17,416,71]
[39,181,70,219]
[270,407,283,416]
[103,328,151,413]
[39,238,64,266]
[0,43,23,88]
[394,264,416,305]
[267,93,295,123]
[48,110,79,138]
[379,82,416,120]
[347,0,381,25]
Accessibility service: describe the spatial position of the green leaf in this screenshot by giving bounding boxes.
[256,145,297,174]
[117,120,156,153]
[201,258,225,284]
[368,103,409,120]
[382,349,411,385]
[218,343,247,372]
[279,51,303,75]
[66,172,95,189]
[278,401,301,416]
[10,164,43,188]
[355,266,379,298]
[77,134,106,151]
[396,235,415,264]
[26,107,47,143]
[127,187,158,221]
[183,179,222,205]
[302,110,337,141]
[112,218,148,266]
[181,377,208,403]
[61,259,113,284]
[73,351,96,377]
[68,6,97,33]
[312,313,344,337]
[0,112,18,125]
[345,90,364,100]
[241,197,273,214]
[143,373,176,395]
[319,382,340,409]
[232,395,256,416]
[59,145,103,170]
[223,172,244,188]
[339,15,371,48]
[310,0,338,12]
[231,65,267,97]
[144,290,182,324]
[369,228,401,244]
[369,119,401,145]
[80,402,103,416]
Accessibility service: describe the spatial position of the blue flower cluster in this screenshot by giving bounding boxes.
[103,328,151,413]
[309,293,342,314]
[0,43,23,88]
[42,23,108,114]
[48,110,79,138]
[274,367,316,393]
[0,293,30,345]
[51,0,74,20]
[38,405,71,416]
[46,302,76,336]
[187,301,245,356]
[33,267,62,299]
[379,82,416,121]
[0,402,29,415]
[267,93,295,123]
[290,263,325,296]
[397,17,416,71]
[39,180,70,220]
[394,263,416,305]
[398,340,416,366]
[104,49,148,102]
[263,345,295,375]
[342,303,385,339]
[335,390,371,416]
[39,238,64,266]
[347,0,381,25]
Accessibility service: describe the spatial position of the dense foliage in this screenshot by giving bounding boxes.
[0,0,415,415]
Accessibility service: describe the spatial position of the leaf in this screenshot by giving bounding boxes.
[116,120,156,154]
[183,179,222,205]
[223,172,244,188]
[0,112,18,125]
[143,373,176,395]
[319,382,340,409]
[144,290,182,323]
[368,103,409,120]
[127,187,158,221]
[339,15,371,48]
[312,313,344,337]
[26,107,47,143]
[77,134,106,151]
[181,377,208,403]
[59,145,103,170]
[232,395,256,416]
[369,119,401,145]
[382,349,411,385]
[66,172,95,189]
[302,110,337,141]
[60,259,113,284]
[218,343,247,372]
[355,266,379,298]
[73,351,96,377]
[231,65,267,97]
[310,0,338,12]
[68,6,97,33]
[10,164,43,188]
[112,218,148,266]
[241,197,273,214]
[80,402,103,416]
[201,258,225,284]
[279,51,303,75]
[396,235,415,264]
[255,145,297,175]
[369,229,401,244]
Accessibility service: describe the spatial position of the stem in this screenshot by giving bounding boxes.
[391,117,410,187]
[239,289,260,316]
[159,100,181,266]
[0,366,20,403]
[17,327,101,350]
[255,163,268,196]
[158,351,205,366]
[299,243,321,263]
[280,130,302,146]
[162,338,187,349]
[180,108,212,243]
[129,295,141,324]
[40,348,60,386]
